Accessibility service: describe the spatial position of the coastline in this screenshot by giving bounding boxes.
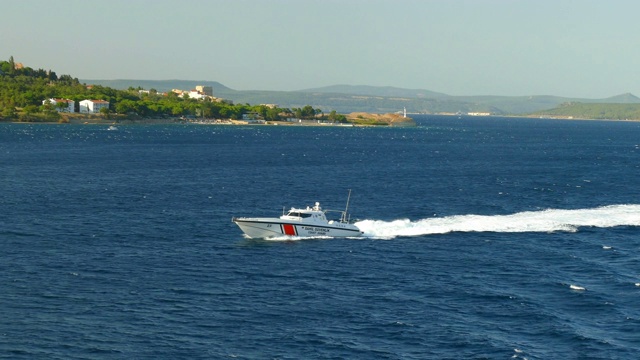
[4,113,639,126]
[1,111,418,127]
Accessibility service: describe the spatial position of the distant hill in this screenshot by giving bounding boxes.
[533,102,640,120]
[79,79,640,115]
[81,79,233,93]
[600,93,640,103]
[299,84,449,99]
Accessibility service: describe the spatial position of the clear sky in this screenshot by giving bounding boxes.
[2,0,639,98]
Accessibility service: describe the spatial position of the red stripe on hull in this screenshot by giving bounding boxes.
[282,224,297,236]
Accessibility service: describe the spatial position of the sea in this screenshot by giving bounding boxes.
[1,115,639,359]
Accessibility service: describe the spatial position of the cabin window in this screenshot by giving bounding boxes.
[288,212,312,218]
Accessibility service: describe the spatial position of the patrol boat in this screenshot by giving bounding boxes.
[232,193,363,239]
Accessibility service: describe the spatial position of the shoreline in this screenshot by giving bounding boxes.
[3,113,640,126]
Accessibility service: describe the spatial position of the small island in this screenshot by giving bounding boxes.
[345,112,415,126]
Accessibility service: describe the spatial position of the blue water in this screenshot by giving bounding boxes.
[1,115,640,359]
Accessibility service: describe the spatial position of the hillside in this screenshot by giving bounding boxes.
[0,58,315,123]
[601,93,640,103]
[532,102,640,120]
[80,79,640,116]
[299,85,449,99]
[81,79,233,93]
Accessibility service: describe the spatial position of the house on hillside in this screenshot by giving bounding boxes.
[42,98,75,113]
[172,85,220,101]
[80,99,109,113]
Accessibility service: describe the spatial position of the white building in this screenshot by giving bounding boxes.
[195,85,212,96]
[188,90,207,100]
[43,98,75,113]
[80,99,110,113]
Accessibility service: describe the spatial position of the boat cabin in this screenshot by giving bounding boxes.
[281,202,327,222]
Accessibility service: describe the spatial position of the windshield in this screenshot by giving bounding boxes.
[287,212,313,218]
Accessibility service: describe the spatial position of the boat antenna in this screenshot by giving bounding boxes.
[342,189,352,223]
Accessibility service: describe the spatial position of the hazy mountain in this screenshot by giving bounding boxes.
[80,79,639,115]
[599,93,640,103]
[299,85,449,99]
[81,79,233,93]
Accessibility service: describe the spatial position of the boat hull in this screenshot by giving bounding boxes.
[232,217,363,239]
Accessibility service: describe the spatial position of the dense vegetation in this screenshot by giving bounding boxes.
[0,57,347,123]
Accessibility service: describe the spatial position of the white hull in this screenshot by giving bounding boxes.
[233,197,362,239]
[233,217,363,239]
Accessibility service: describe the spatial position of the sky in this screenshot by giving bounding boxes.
[2,0,640,98]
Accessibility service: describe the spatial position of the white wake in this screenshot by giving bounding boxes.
[355,204,640,238]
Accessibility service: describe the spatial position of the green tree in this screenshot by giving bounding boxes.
[44,109,61,121]
[2,106,17,119]
[99,106,110,118]
[0,61,11,74]
[265,107,281,121]
[115,99,135,114]
[300,105,315,119]
[23,105,39,114]
[219,107,231,119]
[41,99,54,113]
[328,110,346,123]
[47,70,58,81]
[170,103,186,116]
[328,110,338,122]
[8,56,15,75]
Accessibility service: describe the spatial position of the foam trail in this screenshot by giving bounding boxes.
[355,204,640,238]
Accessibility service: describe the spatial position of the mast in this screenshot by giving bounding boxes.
[342,189,352,223]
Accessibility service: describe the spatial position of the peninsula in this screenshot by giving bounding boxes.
[0,57,413,126]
